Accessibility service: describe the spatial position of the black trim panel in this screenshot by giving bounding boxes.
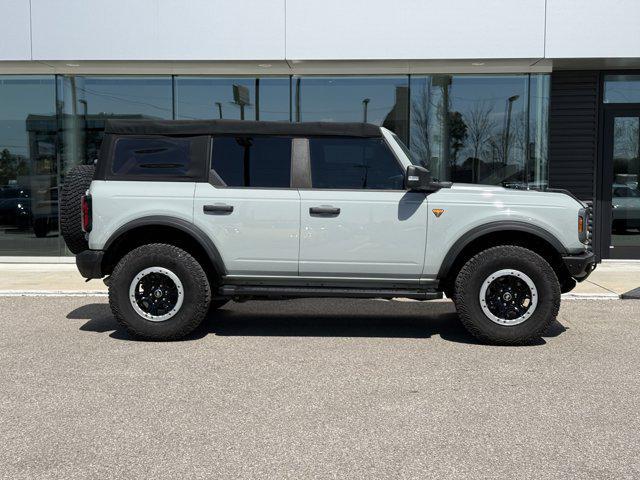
[291,137,311,188]
[219,285,442,300]
[562,251,596,281]
[76,250,105,279]
[103,216,227,276]
[105,119,382,138]
[437,221,569,280]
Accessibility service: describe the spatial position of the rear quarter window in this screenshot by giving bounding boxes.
[109,135,208,180]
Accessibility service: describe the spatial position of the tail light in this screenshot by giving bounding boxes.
[81,194,92,232]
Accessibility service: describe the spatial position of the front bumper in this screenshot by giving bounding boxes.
[76,250,104,279]
[562,251,597,282]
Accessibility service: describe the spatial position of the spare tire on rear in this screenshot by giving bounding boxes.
[60,164,95,254]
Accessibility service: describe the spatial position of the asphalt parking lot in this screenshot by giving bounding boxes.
[1,297,639,480]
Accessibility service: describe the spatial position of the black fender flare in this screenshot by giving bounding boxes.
[103,216,226,277]
[437,221,568,280]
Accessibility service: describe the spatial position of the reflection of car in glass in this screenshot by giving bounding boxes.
[31,186,59,238]
[0,186,31,230]
[612,183,640,233]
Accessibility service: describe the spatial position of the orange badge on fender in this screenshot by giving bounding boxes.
[432,209,444,218]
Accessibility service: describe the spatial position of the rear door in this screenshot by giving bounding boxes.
[193,135,300,276]
[298,136,429,279]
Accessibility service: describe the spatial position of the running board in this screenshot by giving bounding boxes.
[219,285,442,300]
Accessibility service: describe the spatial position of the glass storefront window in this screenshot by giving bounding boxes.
[174,77,290,121]
[294,76,409,143]
[604,75,640,103]
[57,76,173,177]
[0,72,552,257]
[410,74,535,186]
[528,74,550,187]
[0,76,58,255]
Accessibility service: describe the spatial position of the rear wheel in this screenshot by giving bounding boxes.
[109,243,211,340]
[453,245,560,345]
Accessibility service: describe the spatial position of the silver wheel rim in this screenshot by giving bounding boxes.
[129,267,184,322]
[479,269,538,326]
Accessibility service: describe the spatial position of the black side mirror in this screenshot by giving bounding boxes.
[405,165,431,190]
[405,165,452,192]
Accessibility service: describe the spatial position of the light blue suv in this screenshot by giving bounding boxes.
[60,119,597,344]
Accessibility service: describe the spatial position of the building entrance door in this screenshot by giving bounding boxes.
[601,107,640,259]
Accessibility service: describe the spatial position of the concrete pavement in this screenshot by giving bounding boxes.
[1,297,639,479]
[0,260,638,298]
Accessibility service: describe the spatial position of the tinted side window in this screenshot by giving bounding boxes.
[112,136,205,179]
[309,137,404,189]
[211,136,292,187]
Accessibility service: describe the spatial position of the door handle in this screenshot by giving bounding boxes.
[203,204,234,214]
[309,206,340,216]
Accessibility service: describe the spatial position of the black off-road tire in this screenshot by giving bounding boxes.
[109,243,211,341]
[60,164,95,254]
[453,245,561,345]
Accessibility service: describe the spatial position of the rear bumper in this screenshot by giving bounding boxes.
[76,250,104,279]
[562,251,597,282]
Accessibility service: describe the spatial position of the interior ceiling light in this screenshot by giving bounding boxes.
[66,63,80,67]
[471,62,485,66]
[258,63,272,68]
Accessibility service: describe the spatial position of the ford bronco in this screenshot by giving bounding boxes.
[60,119,596,344]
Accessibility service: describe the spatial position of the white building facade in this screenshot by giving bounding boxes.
[1,0,639,259]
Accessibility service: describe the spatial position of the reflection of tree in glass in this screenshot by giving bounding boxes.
[466,102,495,162]
[411,81,436,169]
[614,118,640,163]
[0,149,28,185]
[447,111,468,171]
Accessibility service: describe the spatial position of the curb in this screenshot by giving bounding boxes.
[0,291,623,300]
[561,292,620,300]
[0,291,108,297]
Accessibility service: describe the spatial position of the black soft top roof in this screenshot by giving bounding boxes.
[104,119,382,138]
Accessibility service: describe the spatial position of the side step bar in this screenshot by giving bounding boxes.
[219,285,442,301]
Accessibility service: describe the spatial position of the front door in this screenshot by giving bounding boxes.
[602,108,640,259]
[298,136,429,280]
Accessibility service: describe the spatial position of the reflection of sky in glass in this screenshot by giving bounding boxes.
[59,76,173,118]
[0,76,55,157]
[175,77,290,121]
[295,76,408,125]
[604,75,640,103]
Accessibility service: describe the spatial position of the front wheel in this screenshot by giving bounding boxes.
[109,243,211,340]
[453,245,560,345]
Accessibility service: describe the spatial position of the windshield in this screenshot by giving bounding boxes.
[390,133,425,167]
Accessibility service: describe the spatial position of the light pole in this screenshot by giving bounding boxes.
[504,94,520,165]
[362,98,370,123]
[78,99,88,162]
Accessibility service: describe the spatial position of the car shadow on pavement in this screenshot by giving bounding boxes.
[66,300,566,346]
